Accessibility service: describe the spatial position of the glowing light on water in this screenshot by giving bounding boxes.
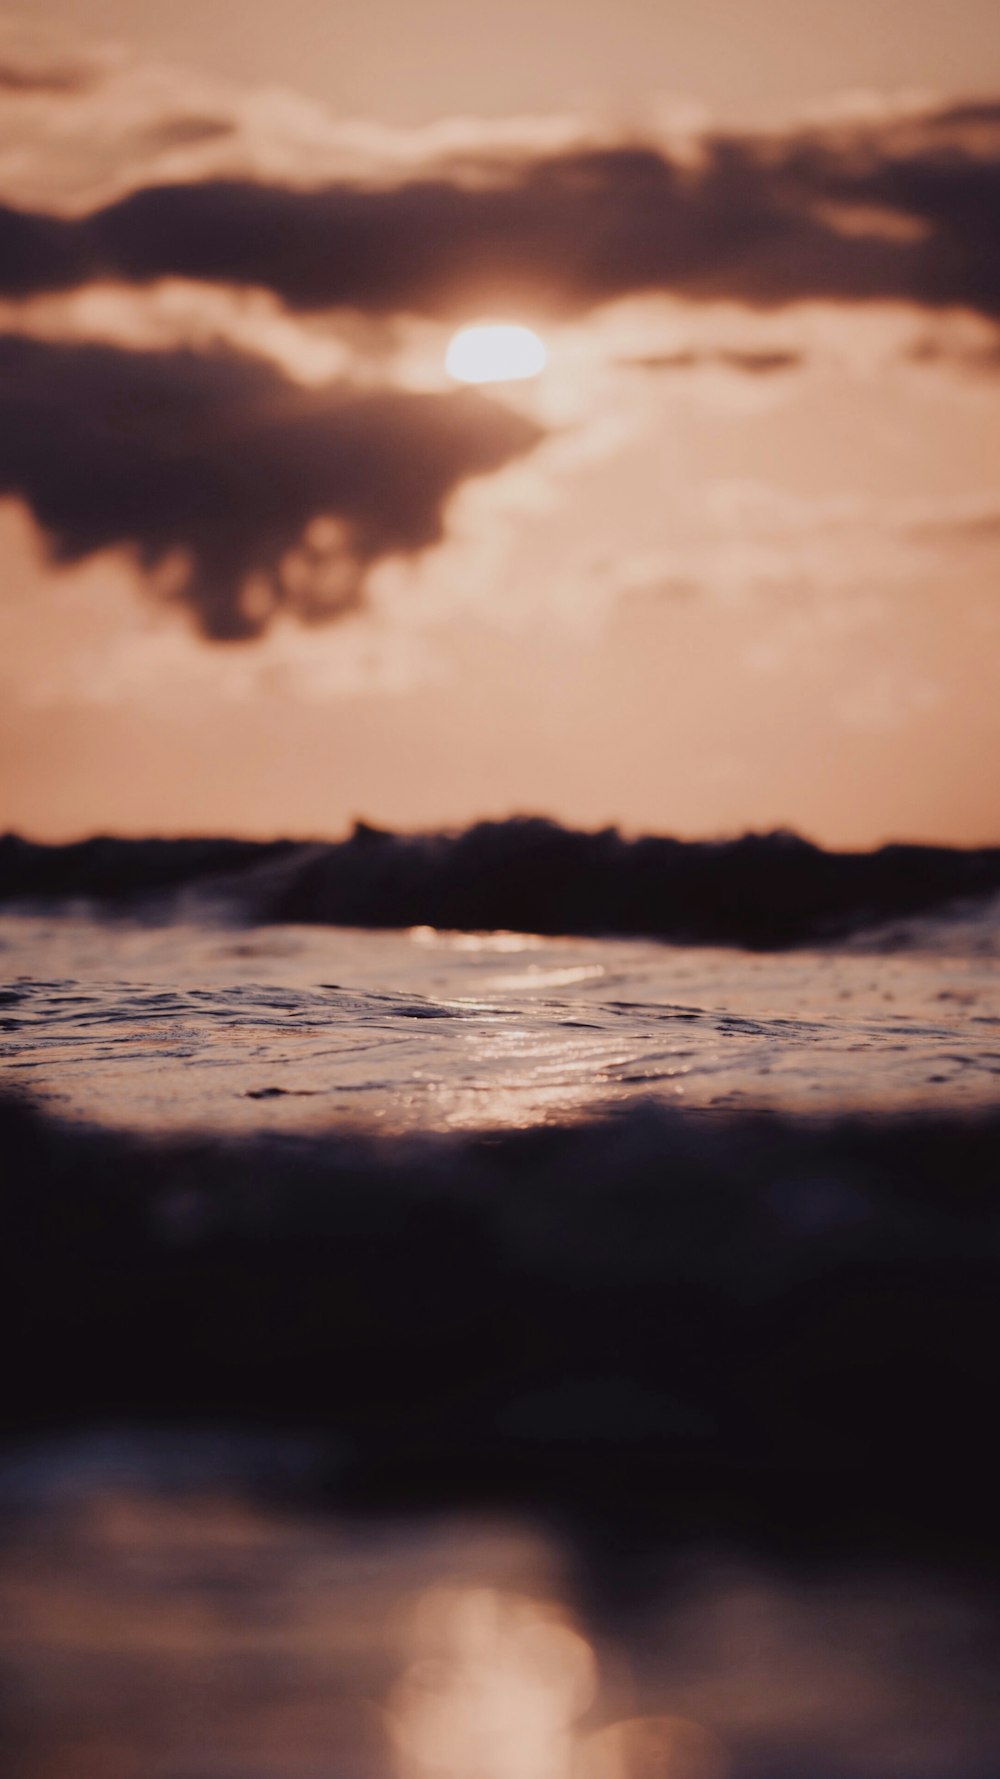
[389,1586,726,1779]
[389,1588,595,1779]
[580,1715,728,1779]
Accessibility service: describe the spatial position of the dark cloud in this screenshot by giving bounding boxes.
[909,504,1000,544]
[0,204,78,296]
[0,25,107,96]
[716,348,802,374]
[622,350,702,371]
[621,347,803,373]
[776,134,1000,314]
[0,59,99,95]
[906,332,1000,373]
[2,102,999,319]
[928,99,1000,129]
[135,114,238,153]
[0,333,542,639]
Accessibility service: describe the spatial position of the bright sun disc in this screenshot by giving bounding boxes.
[446,323,547,384]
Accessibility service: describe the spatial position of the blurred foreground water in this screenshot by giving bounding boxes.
[2,902,999,1777]
[4,1435,1000,1779]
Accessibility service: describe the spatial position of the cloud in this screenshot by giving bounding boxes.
[0,203,78,296]
[619,346,803,373]
[0,59,96,95]
[590,481,1000,631]
[907,328,1000,374]
[906,495,1000,544]
[1,96,999,322]
[0,17,109,96]
[0,332,543,639]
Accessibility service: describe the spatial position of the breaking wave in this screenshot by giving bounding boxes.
[3,818,1000,948]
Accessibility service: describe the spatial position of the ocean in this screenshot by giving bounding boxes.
[3,825,1000,1779]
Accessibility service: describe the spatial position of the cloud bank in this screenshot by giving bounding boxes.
[1,103,999,320]
[0,333,542,638]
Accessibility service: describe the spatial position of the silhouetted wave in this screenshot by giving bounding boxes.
[4,1091,998,1568]
[3,818,1000,946]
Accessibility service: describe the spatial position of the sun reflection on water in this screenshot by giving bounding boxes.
[389,1586,725,1779]
[390,1588,594,1779]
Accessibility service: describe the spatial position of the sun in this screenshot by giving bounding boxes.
[446,322,548,384]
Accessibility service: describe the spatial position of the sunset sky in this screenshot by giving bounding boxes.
[1,3,998,845]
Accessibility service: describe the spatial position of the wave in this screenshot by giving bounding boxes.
[4,1090,999,1565]
[3,818,1000,947]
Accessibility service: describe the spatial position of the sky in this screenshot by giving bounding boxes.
[1,3,998,845]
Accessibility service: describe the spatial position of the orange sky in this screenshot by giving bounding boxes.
[1,5,999,846]
[24,0,1000,125]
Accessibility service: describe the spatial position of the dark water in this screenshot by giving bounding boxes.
[2,845,999,1779]
[4,1445,1000,1779]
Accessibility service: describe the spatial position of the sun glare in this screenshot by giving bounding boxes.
[446,323,548,384]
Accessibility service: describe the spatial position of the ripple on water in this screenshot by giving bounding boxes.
[1,913,998,1132]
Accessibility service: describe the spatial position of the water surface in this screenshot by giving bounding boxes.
[2,910,997,1132]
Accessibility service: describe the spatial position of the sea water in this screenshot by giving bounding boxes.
[1,906,997,1132]
[3,901,1000,1779]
